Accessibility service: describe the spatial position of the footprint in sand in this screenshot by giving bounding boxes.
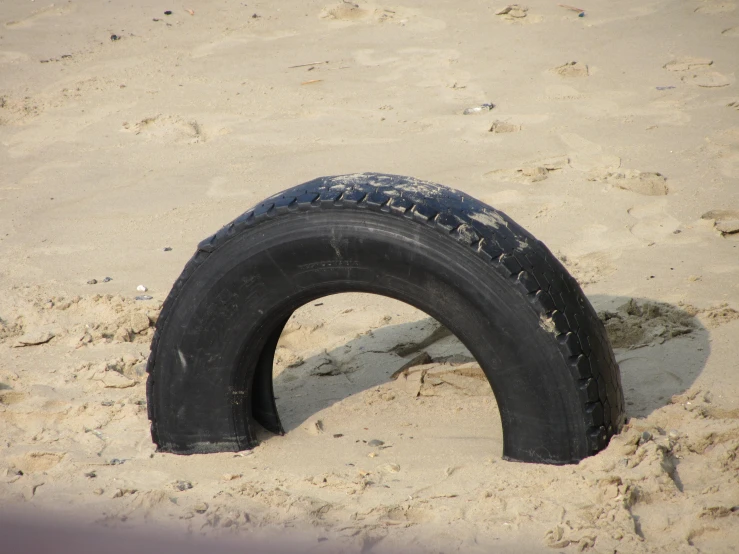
[8,451,66,473]
[123,115,206,144]
[495,4,543,23]
[496,5,528,18]
[558,251,617,286]
[488,120,521,134]
[321,2,445,30]
[701,210,739,236]
[321,2,371,20]
[0,51,29,64]
[663,57,730,87]
[588,169,668,196]
[190,38,251,59]
[319,2,402,24]
[682,72,731,87]
[626,202,681,243]
[663,57,713,71]
[4,3,76,28]
[702,127,739,177]
[559,133,620,172]
[0,390,26,405]
[694,1,736,14]
[0,94,42,125]
[544,84,586,101]
[485,155,568,184]
[552,61,589,78]
[489,166,549,183]
[354,47,462,86]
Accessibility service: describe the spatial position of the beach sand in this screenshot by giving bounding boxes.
[1,0,738,552]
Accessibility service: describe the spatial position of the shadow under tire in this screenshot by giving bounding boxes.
[145,173,625,464]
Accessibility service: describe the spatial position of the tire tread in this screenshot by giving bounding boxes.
[147,173,624,456]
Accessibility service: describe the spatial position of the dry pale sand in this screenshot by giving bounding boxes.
[1,0,739,552]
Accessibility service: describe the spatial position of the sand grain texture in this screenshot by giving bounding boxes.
[1,0,739,552]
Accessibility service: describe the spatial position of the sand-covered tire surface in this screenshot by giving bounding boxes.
[146,173,625,464]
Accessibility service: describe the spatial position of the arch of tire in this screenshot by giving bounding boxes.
[146,173,625,464]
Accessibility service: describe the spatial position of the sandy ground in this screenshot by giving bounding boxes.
[1,0,739,552]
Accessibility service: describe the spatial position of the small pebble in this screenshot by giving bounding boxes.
[87,279,98,285]
[136,285,147,292]
[109,458,125,466]
[193,502,208,513]
[368,439,384,447]
[333,433,344,438]
[110,34,120,41]
[174,480,193,491]
[668,430,680,441]
[135,295,153,301]
[638,431,653,446]
[164,10,173,15]
[163,247,172,252]
[93,488,104,495]
[222,473,241,481]
[84,471,97,478]
[101,400,114,407]
[103,277,112,282]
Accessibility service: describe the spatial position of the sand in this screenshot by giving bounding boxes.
[1,0,739,552]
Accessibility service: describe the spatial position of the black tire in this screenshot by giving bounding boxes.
[146,173,625,464]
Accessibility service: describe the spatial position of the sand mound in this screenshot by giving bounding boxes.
[599,299,695,349]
